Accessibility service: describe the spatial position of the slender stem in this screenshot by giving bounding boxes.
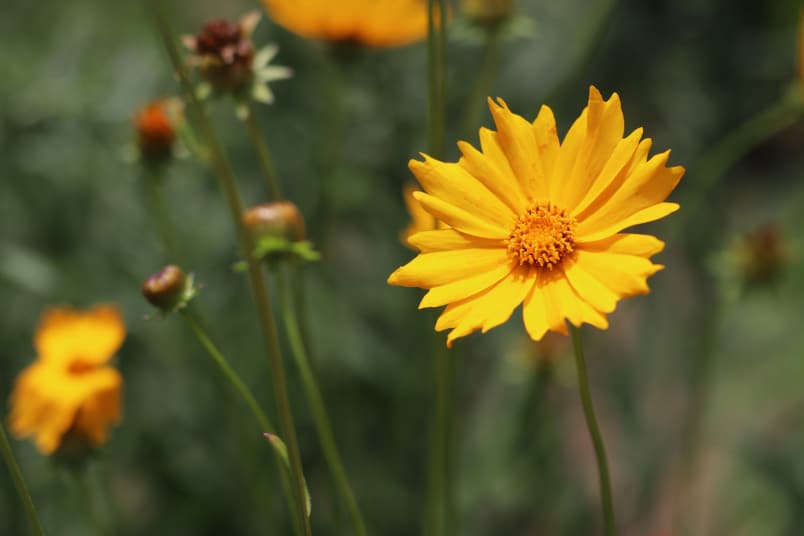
[0,423,45,536]
[242,101,283,200]
[460,28,500,141]
[426,335,454,536]
[145,4,310,533]
[180,308,303,535]
[671,91,804,240]
[144,168,179,261]
[569,326,617,536]
[427,0,447,158]
[276,265,367,536]
[425,4,451,535]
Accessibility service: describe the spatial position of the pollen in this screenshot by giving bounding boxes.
[506,203,577,269]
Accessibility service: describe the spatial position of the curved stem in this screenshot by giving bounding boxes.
[0,423,44,536]
[145,4,310,533]
[242,101,283,201]
[275,265,367,536]
[569,326,617,536]
[460,28,500,141]
[671,91,804,240]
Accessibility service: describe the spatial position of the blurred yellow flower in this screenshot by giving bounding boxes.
[8,306,125,455]
[388,87,684,346]
[261,0,430,48]
[401,184,438,249]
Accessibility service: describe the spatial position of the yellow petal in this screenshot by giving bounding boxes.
[563,261,619,314]
[531,105,561,180]
[407,229,502,253]
[575,148,684,241]
[578,233,665,257]
[413,191,509,239]
[410,155,515,226]
[522,285,550,341]
[35,305,125,366]
[435,268,535,347]
[401,184,436,248]
[487,98,549,200]
[388,248,510,288]
[457,140,526,214]
[553,87,625,210]
[575,250,664,297]
[420,262,514,308]
[578,202,680,243]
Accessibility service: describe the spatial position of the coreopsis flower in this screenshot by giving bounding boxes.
[183,12,291,104]
[261,0,430,48]
[134,99,180,165]
[388,87,684,346]
[8,306,125,455]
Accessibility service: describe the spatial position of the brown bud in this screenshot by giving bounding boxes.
[738,225,789,286]
[242,201,306,242]
[134,101,176,164]
[142,265,187,311]
[460,0,515,27]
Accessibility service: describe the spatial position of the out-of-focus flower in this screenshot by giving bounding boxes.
[242,201,319,263]
[261,0,430,48]
[134,99,181,165]
[389,87,684,346]
[183,12,291,105]
[401,185,438,249]
[460,0,515,28]
[142,265,197,313]
[8,306,125,456]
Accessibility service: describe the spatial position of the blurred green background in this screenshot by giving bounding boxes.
[2,0,804,534]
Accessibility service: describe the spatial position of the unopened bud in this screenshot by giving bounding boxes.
[142,265,189,312]
[461,0,515,28]
[242,201,306,242]
[185,14,259,93]
[738,225,789,286]
[134,101,176,164]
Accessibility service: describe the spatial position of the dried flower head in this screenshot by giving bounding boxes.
[8,306,125,455]
[261,0,430,48]
[389,87,684,347]
[183,11,291,104]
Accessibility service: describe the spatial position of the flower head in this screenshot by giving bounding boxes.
[261,0,430,48]
[388,87,684,346]
[8,306,125,455]
[183,12,291,104]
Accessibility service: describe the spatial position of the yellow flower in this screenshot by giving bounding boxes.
[261,0,430,48]
[388,87,684,346]
[8,305,125,455]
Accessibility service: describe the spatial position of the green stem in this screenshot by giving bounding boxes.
[144,169,179,261]
[427,0,447,158]
[460,28,500,141]
[275,265,367,536]
[569,326,617,536]
[425,4,451,535]
[242,101,283,200]
[0,423,45,535]
[672,90,804,240]
[426,336,454,536]
[145,4,310,534]
[179,308,303,535]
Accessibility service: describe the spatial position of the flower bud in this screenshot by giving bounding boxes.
[185,14,259,93]
[242,201,307,242]
[461,0,515,28]
[142,265,189,312]
[134,101,176,164]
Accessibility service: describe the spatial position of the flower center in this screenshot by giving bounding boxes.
[506,203,577,269]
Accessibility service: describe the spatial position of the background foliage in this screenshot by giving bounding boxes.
[2,0,804,534]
